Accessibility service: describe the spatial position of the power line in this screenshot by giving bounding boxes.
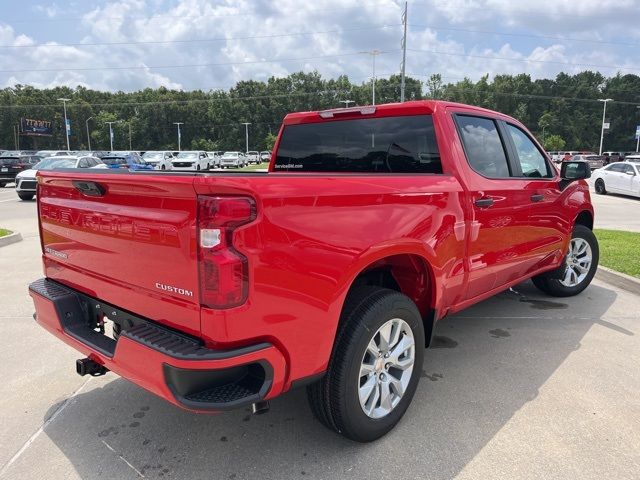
[409,24,640,49]
[406,48,639,73]
[0,50,399,74]
[5,2,398,25]
[0,24,402,49]
[408,1,634,22]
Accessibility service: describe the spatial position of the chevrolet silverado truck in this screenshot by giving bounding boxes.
[29,101,597,442]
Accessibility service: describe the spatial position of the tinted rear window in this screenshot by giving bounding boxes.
[274,115,442,173]
[0,157,19,166]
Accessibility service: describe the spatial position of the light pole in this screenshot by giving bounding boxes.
[105,121,117,151]
[85,116,93,151]
[339,100,354,108]
[636,106,640,153]
[241,122,251,153]
[360,50,382,105]
[598,98,613,156]
[173,122,184,151]
[58,98,71,151]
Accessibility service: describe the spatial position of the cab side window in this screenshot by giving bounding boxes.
[506,124,553,178]
[455,115,511,178]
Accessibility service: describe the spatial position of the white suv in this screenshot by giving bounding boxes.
[220,151,246,169]
[246,151,260,164]
[171,151,209,171]
[142,151,175,170]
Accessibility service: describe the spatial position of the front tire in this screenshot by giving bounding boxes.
[532,225,599,297]
[17,193,34,201]
[306,287,424,442]
[594,179,607,195]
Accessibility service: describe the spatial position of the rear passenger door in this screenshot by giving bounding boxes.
[453,114,534,299]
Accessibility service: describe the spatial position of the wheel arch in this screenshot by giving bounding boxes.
[575,210,594,230]
[338,251,439,348]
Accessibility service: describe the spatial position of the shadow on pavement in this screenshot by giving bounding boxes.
[41,281,618,480]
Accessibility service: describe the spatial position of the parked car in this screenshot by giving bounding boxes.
[102,152,154,171]
[30,100,597,443]
[142,151,175,170]
[593,161,640,198]
[220,151,245,168]
[0,154,42,187]
[624,154,640,163]
[35,150,71,158]
[260,150,271,163]
[246,151,260,164]
[601,151,621,165]
[571,154,604,170]
[14,155,106,200]
[559,151,581,162]
[206,152,221,168]
[171,151,209,171]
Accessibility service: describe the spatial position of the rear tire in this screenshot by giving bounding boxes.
[306,287,424,442]
[594,179,607,195]
[0,182,6,188]
[532,224,599,297]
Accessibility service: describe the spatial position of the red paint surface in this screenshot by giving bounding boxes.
[33,100,593,409]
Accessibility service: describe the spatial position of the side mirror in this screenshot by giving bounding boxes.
[560,161,591,181]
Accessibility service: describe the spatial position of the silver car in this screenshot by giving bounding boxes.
[15,155,106,201]
[220,151,245,169]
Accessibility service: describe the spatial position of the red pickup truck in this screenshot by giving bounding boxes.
[29,101,598,442]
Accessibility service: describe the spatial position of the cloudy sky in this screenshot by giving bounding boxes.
[0,0,638,92]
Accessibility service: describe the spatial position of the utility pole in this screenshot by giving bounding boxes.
[636,106,640,153]
[340,100,355,108]
[360,50,382,105]
[86,116,93,151]
[128,122,132,150]
[598,98,613,155]
[241,122,251,152]
[58,98,71,151]
[173,122,184,151]
[13,125,18,150]
[400,1,408,102]
[105,121,117,151]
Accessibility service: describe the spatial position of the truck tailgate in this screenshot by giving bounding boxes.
[37,171,201,335]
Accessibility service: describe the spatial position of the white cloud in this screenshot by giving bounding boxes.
[0,0,638,91]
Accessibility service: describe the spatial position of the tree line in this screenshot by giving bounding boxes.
[1,70,639,153]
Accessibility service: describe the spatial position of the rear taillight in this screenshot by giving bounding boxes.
[197,196,256,309]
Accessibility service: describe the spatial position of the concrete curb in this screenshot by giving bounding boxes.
[595,266,640,296]
[0,231,22,248]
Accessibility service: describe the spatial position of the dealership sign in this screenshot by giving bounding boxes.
[20,117,53,137]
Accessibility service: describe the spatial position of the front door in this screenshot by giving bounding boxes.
[501,122,566,274]
[451,113,534,299]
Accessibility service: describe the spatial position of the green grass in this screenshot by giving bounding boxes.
[219,163,268,172]
[0,228,12,238]
[594,229,640,278]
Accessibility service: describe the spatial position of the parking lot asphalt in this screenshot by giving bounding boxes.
[1,184,639,480]
[587,178,640,232]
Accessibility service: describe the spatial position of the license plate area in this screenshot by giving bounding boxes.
[58,293,152,357]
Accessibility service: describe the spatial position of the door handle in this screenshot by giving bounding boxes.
[530,194,544,202]
[474,197,494,208]
[72,180,106,197]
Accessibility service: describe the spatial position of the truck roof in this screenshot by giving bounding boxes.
[282,100,515,125]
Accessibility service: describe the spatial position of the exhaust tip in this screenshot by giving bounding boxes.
[251,401,270,415]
